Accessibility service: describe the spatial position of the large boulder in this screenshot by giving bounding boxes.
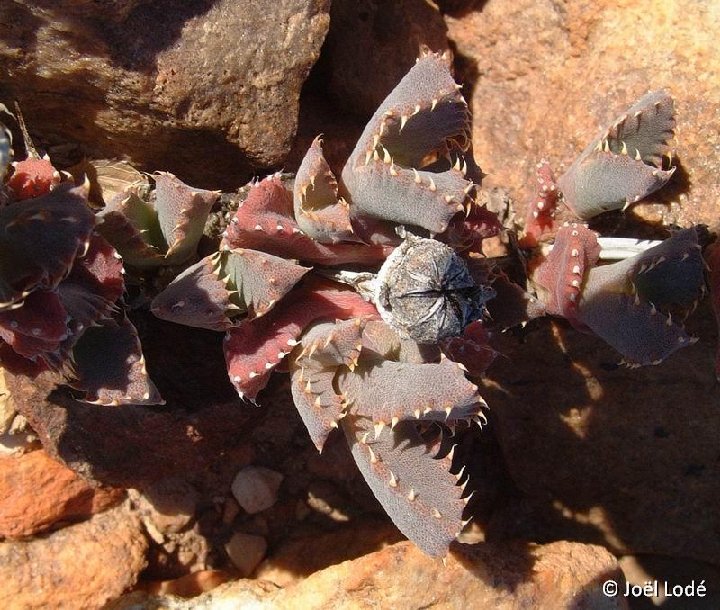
[0,0,331,189]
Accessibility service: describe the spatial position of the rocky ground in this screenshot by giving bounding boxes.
[1,1,720,608]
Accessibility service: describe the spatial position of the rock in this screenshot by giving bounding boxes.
[110,540,628,609]
[314,0,449,118]
[446,0,720,228]
[144,521,211,580]
[224,532,267,577]
[619,554,720,609]
[0,449,124,539]
[143,570,232,599]
[0,0,331,189]
[231,466,284,514]
[0,502,148,610]
[255,518,403,587]
[131,477,199,537]
[481,307,720,565]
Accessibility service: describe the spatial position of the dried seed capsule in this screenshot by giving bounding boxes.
[375,236,494,343]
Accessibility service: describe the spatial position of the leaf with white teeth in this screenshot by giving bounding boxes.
[224,278,379,400]
[294,136,357,244]
[537,227,705,365]
[152,248,310,329]
[154,172,219,263]
[343,416,467,557]
[578,292,693,365]
[558,91,676,220]
[71,316,163,406]
[223,176,391,266]
[338,356,485,427]
[558,151,675,219]
[151,255,235,331]
[344,162,472,234]
[97,173,218,267]
[0,184,95,311]
[599,90,675,167]
[290,319,367,450]
[341,52,479,234]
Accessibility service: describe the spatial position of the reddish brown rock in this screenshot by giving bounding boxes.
[111,540,628,609]
[0,503,148,610]
[0,0,330,189]
[447,0,720,228]
[143,570,232,599]
[256,519,403,587]
[315,0,449,118]
[481,306,720,565]
[0,449,124,539]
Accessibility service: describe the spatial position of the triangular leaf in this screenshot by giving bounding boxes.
[71,317,163,405]
[222,175,391,266]
[289,319,366,450]
[343,416,466,557]
[0,184,95,310]
[294,136,357,244]
[154,172,219,263]
[219,248,311,319]
[224,278,379,400]
[151,255,235,331]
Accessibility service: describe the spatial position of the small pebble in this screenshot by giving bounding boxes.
[225,532,267,577]
[231,466,283,514]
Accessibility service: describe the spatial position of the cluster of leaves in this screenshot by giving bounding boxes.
[141,51,708,556]
[4,50,712,558]
[0,109,162,405]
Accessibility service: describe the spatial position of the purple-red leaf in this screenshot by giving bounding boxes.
[224,278,379,400]
[222,176,391,266]
[71,317,163,406]
[0,184,94,310]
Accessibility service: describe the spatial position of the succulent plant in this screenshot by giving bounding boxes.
[151,51,499,556]
[0,113,161,405]
[531,223,705,365]
[96,172,219,267]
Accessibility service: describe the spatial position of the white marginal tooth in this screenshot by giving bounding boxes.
[413,104,421,115]
[388,471,398,487]
[383,147,392,164]
[431,98,438,111]
[428,177,436,192]
[287,338,299,346]
[635,149,642,161]
[408,488,416,501]
[248,371,259,378]
[391,416,399,428]
[374,421,385,439]
[364,150,372,165]
[432,508,442,519]
[572,265,581,274]
[400,115,408,130]
[412,168,422,184]
[621,141,628,155]
[373,150,380,161]
[368,447,377,463]
[414,409,421,419]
